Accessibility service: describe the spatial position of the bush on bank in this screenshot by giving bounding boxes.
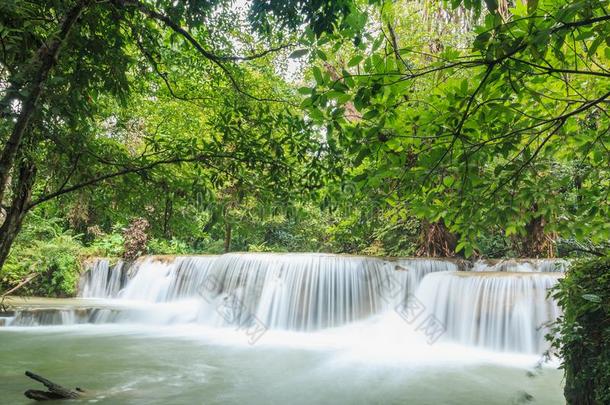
[549,257,610,405]
[1,216,83,297]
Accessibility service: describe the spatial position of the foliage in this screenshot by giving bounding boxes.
[548,257,610,405]
[2,0,610,298]
[84,227,125,258]
[0,0,362,270]
[556,238,610,258]
[301,0,610,257]
[1,213,83,297]
[474,231,515,259]
[147,237,194,255]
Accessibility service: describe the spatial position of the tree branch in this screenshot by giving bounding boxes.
[121,0,288,103]
[0,0,88,206]
[28,154,210,208]
[421,64,494,186]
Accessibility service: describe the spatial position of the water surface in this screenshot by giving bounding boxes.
[0,324,563,405]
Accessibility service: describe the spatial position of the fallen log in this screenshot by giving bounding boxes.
[0,272,39,311]
[24,390,68,401]
[1,272,40,298]
[24,371,83,401]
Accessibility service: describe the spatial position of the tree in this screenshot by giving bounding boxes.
[0,0,362,270]
[302,0,610,257]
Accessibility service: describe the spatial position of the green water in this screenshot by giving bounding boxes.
[0,325,563,405]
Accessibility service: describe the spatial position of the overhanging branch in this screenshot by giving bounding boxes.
[28,154,210,208]
[121,0,289,103]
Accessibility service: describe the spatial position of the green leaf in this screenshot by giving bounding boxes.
[582,294,601,303]
[527,0,538,14]
[505,225,517,237]
[363,109,379,120]
[348,55,364,67]
[588,36,603,56]
[484,0,498,12]
[312,66,324,85]
[289,49,309,59]
[298,87,313,95]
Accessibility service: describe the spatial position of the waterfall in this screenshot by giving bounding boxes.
[77,254,456,331]
[416,271,561,353]
[7,253,563,355]
[79,259,126,298]
[471,259,567,273]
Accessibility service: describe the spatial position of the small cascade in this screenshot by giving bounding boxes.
[395,258,459,294]
[119,256,218,301]
[7,307,123,327]
[416,271,561,353]
[219,254,387,330]
[471,259,567,273]
[79,259,127,298]
[9,308,87,326]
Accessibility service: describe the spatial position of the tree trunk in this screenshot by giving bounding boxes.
[0,1,86,206]
[416,220,458,257]
[509,203,556,258]
[0,162,36,271]
[513,214,556,258]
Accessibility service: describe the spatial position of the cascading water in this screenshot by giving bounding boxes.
[5,253,563,355]
[416,271,561,353]
[79,259,126,298]
[0,254,566,405]
[76,254,457,330]
[471,258,567,273]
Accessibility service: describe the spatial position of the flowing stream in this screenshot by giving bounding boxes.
[0,253,564,404]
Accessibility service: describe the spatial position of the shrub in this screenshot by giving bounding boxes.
[248,242,283,252]
[147,237,193,255]
[84,231,124,257]
[549,257,610,405]
[2,215,83,297]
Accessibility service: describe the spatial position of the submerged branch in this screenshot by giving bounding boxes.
[24,371,83,401]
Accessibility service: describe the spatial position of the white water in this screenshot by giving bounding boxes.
[417,272,561,353]
[79,259,126,298]
[77,254,456,330]
[9,253,563,355]
[471,258,567,273]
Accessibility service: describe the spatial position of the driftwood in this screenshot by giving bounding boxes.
[0,272,39,311]
[1,273,39,298]
[24,371,84,401]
